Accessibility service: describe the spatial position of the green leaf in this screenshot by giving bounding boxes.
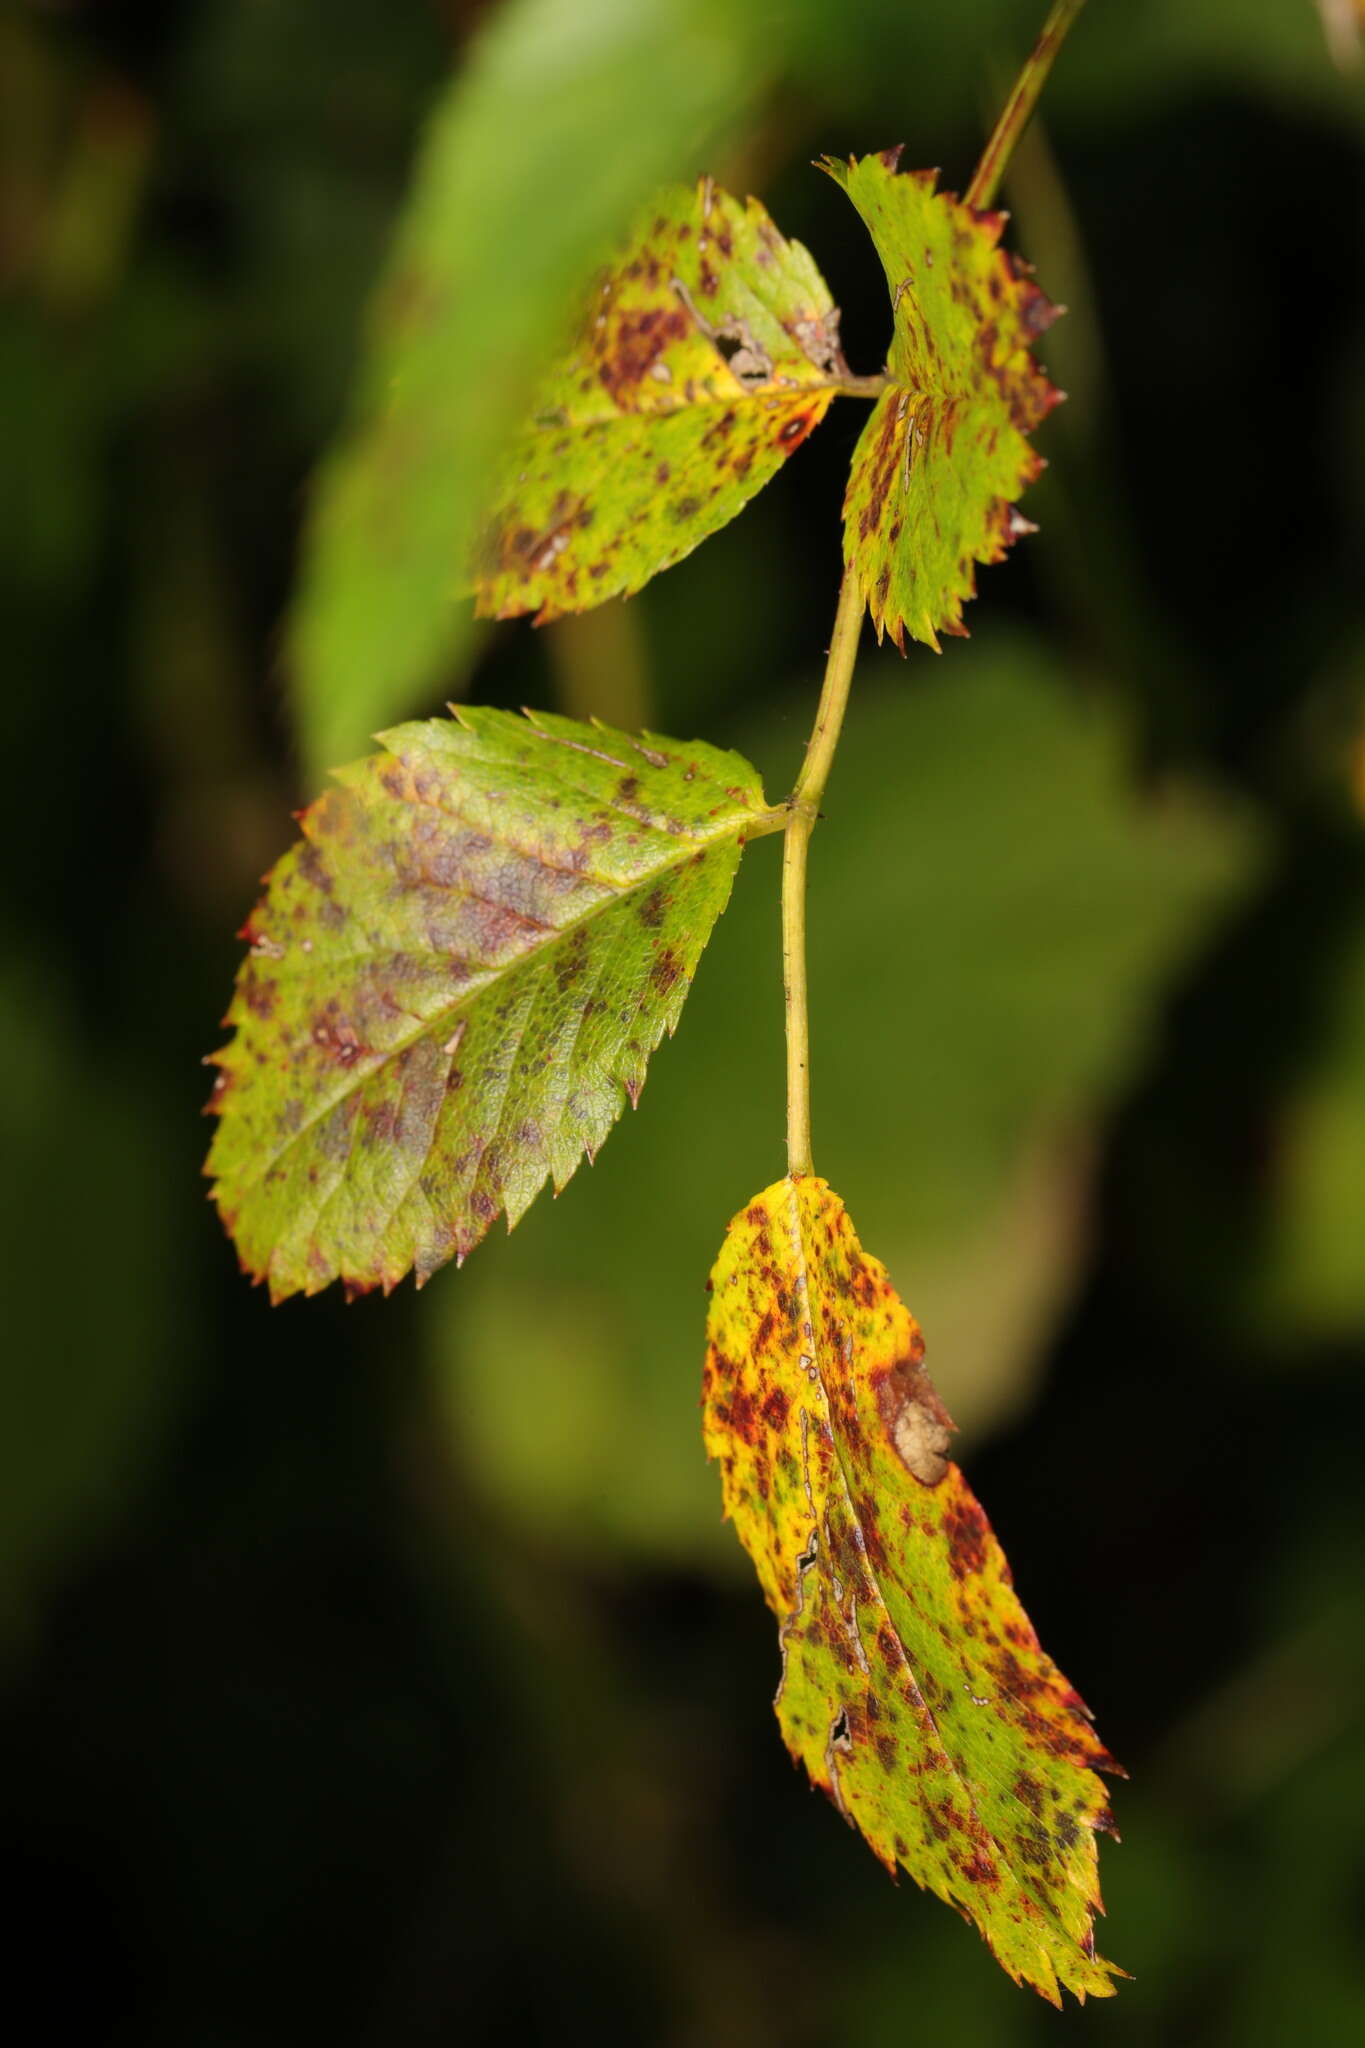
[283,0,774,782]
[824,149,1060,650]
[471,178,846,622]
[704,1174,1123,2006]
[206,708,773,1301]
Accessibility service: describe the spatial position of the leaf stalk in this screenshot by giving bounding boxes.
[782,565,865,1177]
[964,0,1088,212]
[774,0,1082,1180]
[835,371,893,400]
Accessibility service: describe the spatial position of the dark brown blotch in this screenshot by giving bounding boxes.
[639,885,668,928]
[761,1386,791,1431]
[876,1349,955,1486]
[943,1490,990,1579]
[650,947,683,993]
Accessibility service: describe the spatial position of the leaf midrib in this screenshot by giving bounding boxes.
[784,1181,1059,1925]
[524,374,887,439]
[223,791,768,1198]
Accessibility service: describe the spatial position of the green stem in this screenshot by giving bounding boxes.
[964,0,1088,212]
[782,565,865,1177]
[835,371,893,399]
[773,3,1083,1177]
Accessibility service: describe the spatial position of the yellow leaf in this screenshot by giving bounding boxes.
[703,1175,1124,2004]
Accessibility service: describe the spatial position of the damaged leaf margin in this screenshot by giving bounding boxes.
[824,148,1062,650]
[703,1174,1123,2005]
[471,177,858,623]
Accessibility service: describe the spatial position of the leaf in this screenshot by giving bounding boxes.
[206,707,773,1301]
[471,178,846,624]
[703,1174,1123,2005]
[284,0,776,781]
[824,148,1060,650]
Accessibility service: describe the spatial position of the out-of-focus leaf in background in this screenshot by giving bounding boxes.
[1050,0,1365,130]
[286,0,779,780]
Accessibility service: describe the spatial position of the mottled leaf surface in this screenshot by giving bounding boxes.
[704,1175,1121,2004]
[825,149,1060,649]
[472,178,845,621]
[207,709,770,1300]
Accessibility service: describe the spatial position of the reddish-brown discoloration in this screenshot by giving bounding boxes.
[943,1492,990,1580]
[470,178,844,625]
[638,884,669,927]
[703,1177,1122,2004]
[761,1386,792,1431]
[207,706,765,1304]
[825,155,1061,653]
[649,946,683,994]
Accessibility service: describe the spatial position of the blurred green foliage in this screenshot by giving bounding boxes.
[3,0,1365,2042]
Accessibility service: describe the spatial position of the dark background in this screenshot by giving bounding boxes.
[4,1,1365,2041]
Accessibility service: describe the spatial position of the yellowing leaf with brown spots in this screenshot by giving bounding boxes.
[703,1176,1123,2004]
[823,149,1061,650]
[205,708,774,1302]
[471,178,850,622]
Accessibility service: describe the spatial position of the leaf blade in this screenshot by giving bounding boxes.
[704,1174,1122,2004]
[825,151,1060,649]
[471,178,845,622]
[207,709,769,1300]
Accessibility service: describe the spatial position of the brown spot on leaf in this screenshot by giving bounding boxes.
[761,1386,791,1431]
[877,1351,955,1486]
[956,1848,1000,1889]
[597,302,691,396]
[943,1491,990,1579]
[311,1015,365,1067]
[650,947,682,993]
[1013,1772,1045,1816]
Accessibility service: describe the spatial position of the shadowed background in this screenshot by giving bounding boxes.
[4,0,1365,2040]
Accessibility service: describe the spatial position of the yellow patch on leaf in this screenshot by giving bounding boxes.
[703,1175,1123,2005]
